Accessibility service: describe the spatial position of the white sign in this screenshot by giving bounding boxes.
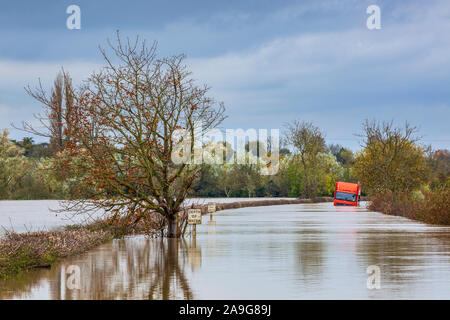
[188,209,202,225]
[207,202,216,213]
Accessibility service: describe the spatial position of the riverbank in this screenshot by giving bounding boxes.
[0,197,333,279]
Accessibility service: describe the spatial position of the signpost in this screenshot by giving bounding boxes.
[188,209,202,224]
[188,208,202,237]
[207,202,216,221]
[207,202,216,213]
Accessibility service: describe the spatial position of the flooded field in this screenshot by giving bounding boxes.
[0,202,449,299]
[0,198,291,234]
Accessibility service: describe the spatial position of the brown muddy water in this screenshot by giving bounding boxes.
[0,202,449,299]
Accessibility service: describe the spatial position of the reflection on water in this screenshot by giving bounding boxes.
[0,203,449,299]
[0,237,198,299]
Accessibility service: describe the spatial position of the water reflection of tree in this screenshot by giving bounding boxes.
[147,239,193,299]
[295,229,326,281]
[58,238,194,299]
[0,237,195,299]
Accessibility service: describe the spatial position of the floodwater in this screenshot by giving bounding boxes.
[0,198,291,234]
[0,202,449,299]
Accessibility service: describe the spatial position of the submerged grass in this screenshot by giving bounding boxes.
[0,213,157,279]
[0,228,112,279]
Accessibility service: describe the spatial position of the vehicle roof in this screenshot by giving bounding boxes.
[336,181,359,193]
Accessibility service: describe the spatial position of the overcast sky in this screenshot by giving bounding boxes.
[1,0,449,150]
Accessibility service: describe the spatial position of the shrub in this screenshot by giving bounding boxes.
[421,185,450,225]
[369,185,450,225]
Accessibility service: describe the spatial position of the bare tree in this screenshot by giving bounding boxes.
[43,33,225,237]
[14,70,74,154]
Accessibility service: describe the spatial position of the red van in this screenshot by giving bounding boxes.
[333,181,360,206]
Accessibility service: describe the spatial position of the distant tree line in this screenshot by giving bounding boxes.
[2,118,448,201]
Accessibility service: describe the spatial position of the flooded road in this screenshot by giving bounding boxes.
[0,198,292,234]
[0,202,449,299]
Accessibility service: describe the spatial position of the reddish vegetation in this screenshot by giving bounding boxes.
[369,185,450,225]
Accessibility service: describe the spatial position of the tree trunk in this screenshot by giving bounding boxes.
[167,213,179,238]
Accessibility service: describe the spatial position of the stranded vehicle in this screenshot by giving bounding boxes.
[333,181,360,206]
